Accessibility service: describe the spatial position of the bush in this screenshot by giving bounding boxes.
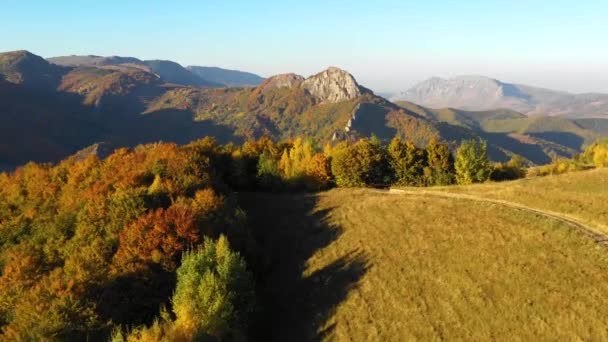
[491,155,526,181]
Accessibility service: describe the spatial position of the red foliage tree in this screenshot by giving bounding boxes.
[113,206,200,272]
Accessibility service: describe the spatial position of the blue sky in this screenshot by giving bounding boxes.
[2,0,607,93]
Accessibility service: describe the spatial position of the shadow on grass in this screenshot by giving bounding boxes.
[238,193,369,341]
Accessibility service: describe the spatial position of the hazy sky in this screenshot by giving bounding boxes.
[2,0,607,94]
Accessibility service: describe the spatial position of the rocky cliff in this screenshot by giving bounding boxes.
[302,67,362,103]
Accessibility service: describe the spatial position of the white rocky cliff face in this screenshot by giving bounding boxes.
[301,67,362,103]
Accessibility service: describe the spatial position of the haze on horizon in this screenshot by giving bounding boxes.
[2,0,607,94]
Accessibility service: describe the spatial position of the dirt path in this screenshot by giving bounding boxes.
[382,188,608,247]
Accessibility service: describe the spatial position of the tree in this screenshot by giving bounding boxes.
[257,150,281,189]
[172,235,254,339]
[304,153,332,190]
[582,139,608,167]
[455,139,492,185]
[425,138,454,185]
[331,139,390,187]
[113,206,200,272]
[387,137,427,186]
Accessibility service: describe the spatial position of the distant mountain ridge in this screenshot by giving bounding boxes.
[187,66,264,87]
[1,50,607,170]
[392,75,608,119]
[48,55,265,88]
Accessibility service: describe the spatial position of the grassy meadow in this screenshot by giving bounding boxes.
[436,168,608,230]
[240,172,608,340]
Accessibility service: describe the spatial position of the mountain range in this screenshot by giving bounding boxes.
[1,50,607,170]
[47,54,265,87]
[392,75,608,118]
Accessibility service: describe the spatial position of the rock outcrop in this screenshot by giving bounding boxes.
[258,73,305,93]
[302,67,362,103]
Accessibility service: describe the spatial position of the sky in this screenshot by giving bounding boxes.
[2,0,607,94]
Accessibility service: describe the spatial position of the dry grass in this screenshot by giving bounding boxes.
[240,179,608,341]
[436,168,608,229]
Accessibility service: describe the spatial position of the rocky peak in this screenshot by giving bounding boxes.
[258,73,304,93]
[301,67,362,103]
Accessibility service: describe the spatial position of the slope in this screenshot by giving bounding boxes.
[187,66,265,87]
[396,101,601,163]
[240,170,608,341]
[0,50,68,88]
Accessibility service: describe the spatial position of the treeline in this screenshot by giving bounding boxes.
[222,136,504,191]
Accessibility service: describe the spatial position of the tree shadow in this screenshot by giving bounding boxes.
[94,265,176,328]
[238,193,369,341]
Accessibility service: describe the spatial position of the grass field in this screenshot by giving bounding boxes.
[240,170,608,340]
[436,168,608,229]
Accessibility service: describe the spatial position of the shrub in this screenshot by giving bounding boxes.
[491,155,526,181]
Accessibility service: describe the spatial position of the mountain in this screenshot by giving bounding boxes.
[1,50,68,88]
[396,100,602,164]
[187,66,264,87]
[392,75,608,118]
[2,50,607,170]
[143,60,222,87]
[144,67,441,146]
[46,55,143,67]
[48,55,221,87]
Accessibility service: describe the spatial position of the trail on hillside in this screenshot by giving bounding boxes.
[384,189,608,247]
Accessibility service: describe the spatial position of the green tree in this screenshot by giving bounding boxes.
[172,235,254,339]
[425,138,454,186]
[257,150,281,189]
[455,139,492,185]
[387,137,427,186]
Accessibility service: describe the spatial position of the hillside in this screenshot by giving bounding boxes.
[396,101,604,164]
[392,75,608,118]
[575,118,608,136]
[0,50,68,88]
[187,66,265,87]
[240,169,608,340]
